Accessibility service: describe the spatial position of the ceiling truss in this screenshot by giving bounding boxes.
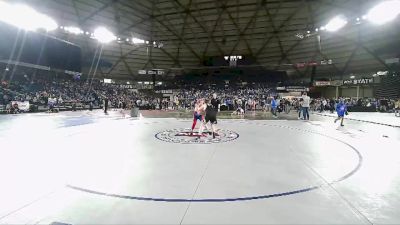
[22,0,400,79]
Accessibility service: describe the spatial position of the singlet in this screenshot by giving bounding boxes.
[206,104,217,117]
[211,98,220,110]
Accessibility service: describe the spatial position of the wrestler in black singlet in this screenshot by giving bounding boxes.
[205,98,220,124]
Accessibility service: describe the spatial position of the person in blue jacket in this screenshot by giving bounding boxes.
[334,99,348,126]
[271,96,278,118]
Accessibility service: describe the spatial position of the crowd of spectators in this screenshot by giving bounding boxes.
[309,97,400,113]
[171,85,275,111]
[1,76,399,115]
[0,77,160,113]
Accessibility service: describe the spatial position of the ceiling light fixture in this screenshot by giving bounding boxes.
[367,0,400,25]
[0,3,57,31]
[93,27,116,43]
[132,37,145,44]
[64,26,83,35]
[325,16,348,32]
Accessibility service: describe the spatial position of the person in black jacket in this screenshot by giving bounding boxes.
[201,94,221,139]
[204,99,218,138]
[329,99,335,113]
[103,96,109,114]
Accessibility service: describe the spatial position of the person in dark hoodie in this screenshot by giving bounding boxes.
[103,96,109,114]
[201,96,219,139]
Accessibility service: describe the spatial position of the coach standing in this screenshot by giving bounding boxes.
[301,92,310,120]
[103,96,109,114]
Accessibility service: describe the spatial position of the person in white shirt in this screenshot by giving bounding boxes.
[321,99,327,112]
[301,92,310,120]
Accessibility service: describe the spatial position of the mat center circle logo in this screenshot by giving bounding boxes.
[155,128,239,144]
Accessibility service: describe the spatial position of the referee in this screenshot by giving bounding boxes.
[103,96,109,114]
[204,93,220,138]
[211,93,221,112]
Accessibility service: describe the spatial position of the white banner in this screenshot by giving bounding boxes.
[11,101,30,111]
[315,81,331,86]
[138,70,147,75]
[155,90,173,94]
[138,69,165,75]
[343,78,373,85]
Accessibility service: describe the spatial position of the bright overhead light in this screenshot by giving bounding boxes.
[315,28,319,32]
[320,26,326,31]
[377,71,389,76]
[0,3,58,31]
[325,16,348,32]
[64,26,83,35]
[132,37,145,44]
[0,1,7,9]
[350,75,355,79]
[39,14,58,31]
[367,0,400,25]
[85,31,89,35]
[93,27,116,43]
[307,30,311,34]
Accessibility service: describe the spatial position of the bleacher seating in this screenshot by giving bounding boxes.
[375,75,400,99]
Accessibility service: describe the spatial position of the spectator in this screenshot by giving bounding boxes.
[301,92,310,120]
[271,96,278,118]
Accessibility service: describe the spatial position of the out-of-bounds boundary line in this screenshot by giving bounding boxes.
[313,112,400,128]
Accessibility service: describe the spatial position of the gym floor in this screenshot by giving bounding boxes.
[0,110,399,224]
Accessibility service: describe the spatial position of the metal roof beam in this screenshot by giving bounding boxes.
[255,1,306,57]
[106,45,142,75]
[264,4,303,77]
[152,0,303,18]
[173,0,193,62]
[174,0,225,55]
[119,2,202,63]
[202,4,226,58]
[152,12,202,61]
[332,32,391,71]
[227,0,263,56]
[79,0,119,25]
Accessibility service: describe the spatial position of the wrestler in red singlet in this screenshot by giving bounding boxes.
[191,99,206,134]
